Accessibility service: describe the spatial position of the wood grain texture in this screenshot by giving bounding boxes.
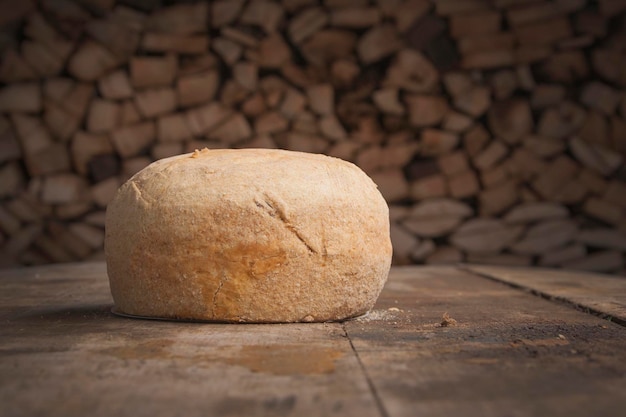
[463,264,626,324]
[346,266,626,417]
[0,263,378,417]
[1,263,626,417]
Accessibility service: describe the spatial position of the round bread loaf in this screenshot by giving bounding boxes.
[105,148,392,323]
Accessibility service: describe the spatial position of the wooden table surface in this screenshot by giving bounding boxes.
[1,263,625,417]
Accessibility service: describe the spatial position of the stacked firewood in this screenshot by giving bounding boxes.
[0,0,625,274]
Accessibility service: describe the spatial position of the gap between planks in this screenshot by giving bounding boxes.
[459,265,626,327]
[342,323,390,417]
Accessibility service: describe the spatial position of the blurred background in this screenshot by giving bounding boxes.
[0,0,625,273]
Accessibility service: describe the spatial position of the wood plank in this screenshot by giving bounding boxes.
[463,264,626,324]
[345,266,626,417]
[3,263,626,417]
[0,263,380,417]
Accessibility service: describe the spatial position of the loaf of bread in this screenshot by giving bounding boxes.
[105,148,392,323]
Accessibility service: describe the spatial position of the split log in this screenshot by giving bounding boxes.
[357,24,401,64]
[569,136,623,176]
[450,218,524,254]
[0,83,41,112]
[330,7,380,28]
[0,206,21,235]
[532,155,580,199]
[463,124,490,157]
[405,95,449,127]
[91,177,120,208]
[411,239,436,262]
[145,2,207,34]
[385,49,439,93]
[420,129,459,156]
[487,99,533,144]
[208,113,252,144]
[467,253,533,266]
[442,111,473,132]
[41,174,88,204]
[481,163,509,188]
[211,0,245,27]
[71,131,114,175]
[241,0,284,33]
[448,170,480,199]
[402,198,472,237]
[369,169,409,202]
[435,0,490,16]
[509,220,578,255]
[86,99,120,133]
[531,84,566,109]
[503,202,569,224]
[110,121,155,158]
[372,89,404,115]
[257,33,291,68]
[306,84,334,115]
[457,32,515,56]
[514,17,572,45]
[540,244,587,267]
[254,112,289,136]
[67,40,119,81]
[437,151,468,177]
[142,33,209,54]
[603,180,626,209]
[577,228,626,251]
[213,37,242,66]
[506,148,547,181]
[302,29,357,67]
[450,11,501,38]
[425,246,463,264]
[473,141,509,171]
[177,70,219,108]
[410,175,447,200]
[390,223,419,263]
[151,142,183,160]
[134,88,177,118]
[479,180,519,216]
[0,118,22,163]
[562,251,623,273]
[580,81,620,114]
[98,70,134,100]
[454,86,491,117]
[68,223,104,249]
[157,113,193,143]
[288,7,328,44]
[130,55,177,88]
[583,197,623,226]
[522,135,564,158]
[0,164,24,199]
[0,50,38,83]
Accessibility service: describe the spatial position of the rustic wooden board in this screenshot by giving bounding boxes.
[1,263,626,417]
[463,264,626,324]
[345,266,626,417]
[0,263,378,417]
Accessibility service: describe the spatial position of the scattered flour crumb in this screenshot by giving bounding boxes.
[354,310,392,322]
[353,307,405,322]
[440,312,457,327]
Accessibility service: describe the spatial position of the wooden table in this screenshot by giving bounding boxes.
[1,263,625,417]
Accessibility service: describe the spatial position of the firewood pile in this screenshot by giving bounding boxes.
[0,0,625,273]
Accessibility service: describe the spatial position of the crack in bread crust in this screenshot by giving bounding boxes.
[211,272,229,317]
[255,193,318,254]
